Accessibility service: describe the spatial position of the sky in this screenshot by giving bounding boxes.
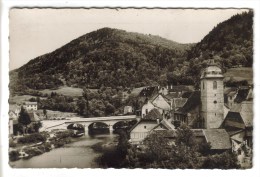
[9,8,249,70]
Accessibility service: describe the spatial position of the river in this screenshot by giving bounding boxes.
[9,133,118,168]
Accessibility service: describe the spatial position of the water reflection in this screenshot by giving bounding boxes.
[10,133,118,168]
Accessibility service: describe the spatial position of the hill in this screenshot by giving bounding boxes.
[10,28,193,94]
[184,11,253,83]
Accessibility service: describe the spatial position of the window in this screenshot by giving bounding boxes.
[144,126,146,129]
[213,81,217,89]
[146,109,148,114]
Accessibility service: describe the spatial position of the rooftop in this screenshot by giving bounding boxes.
[203,129,232,150]
[24,102,38,105]
[143,108,163,121]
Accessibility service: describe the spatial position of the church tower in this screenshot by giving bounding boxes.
[200,59,224,129]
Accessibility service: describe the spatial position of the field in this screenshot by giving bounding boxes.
[9,95,38,104]
[39,86,85,97]
[224,67,253,84]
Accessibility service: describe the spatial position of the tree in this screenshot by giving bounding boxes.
[43,108,47,119]
[32,122,42,133]
[18,106,31,134]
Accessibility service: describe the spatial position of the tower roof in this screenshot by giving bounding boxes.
[200,59,223,79]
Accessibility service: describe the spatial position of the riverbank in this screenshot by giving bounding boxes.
[9,133,118,168]
[9,130,85,162]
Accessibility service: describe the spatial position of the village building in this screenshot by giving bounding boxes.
[9,111,18,136]
[191,129,232,153]
[141,94,171,119]
[124,106,134,115]
[221,101,253,151]
[200,60,225,129]
[130,109,164,144]
[171,91,201,128]
[224,86,253,109]
[23,101,38,111]
[158,86,168,95]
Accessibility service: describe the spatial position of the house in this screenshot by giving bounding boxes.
[23,102,38,111]
[141,94,171,118]
[224,87,238,108]
[203,129,232,153]
[158,86,168,95]
[9,106,20,136]
[221,101,253,151]
[139,86,158,98]
[130,109,163,144]
[192,129,232,153]
[171,91,201,128]
[224,86,253,109]
[9,110,19,135]
[167,85,194,94]
[124,106,134,115]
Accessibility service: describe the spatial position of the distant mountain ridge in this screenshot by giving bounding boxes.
[185,11,253,80]
[10,11,253,95]
[10,27,193,93]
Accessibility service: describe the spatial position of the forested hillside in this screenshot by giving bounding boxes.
[10,28,193,94]
[10,11,253,95]
[185,11,253,80]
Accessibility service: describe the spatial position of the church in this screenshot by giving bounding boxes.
[171,59,227,129]
[130,57,252,158]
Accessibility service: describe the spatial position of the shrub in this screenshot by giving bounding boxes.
[17,133,47,144]
[55,130,73,139]
[9,150,20,161]
[9,140,17,148]
[23,147,44,158]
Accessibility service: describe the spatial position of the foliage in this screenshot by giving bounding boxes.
[10,27,192,93]
[18,107,31,134]
[201,151,240,169]
[9,139,17,148]
[17,132,47,144]
[76,87,123,117]
[114,126,239,169]
[54,130,73,139]
[97,130,130,168]
[9,150,20,161]
[186,11,253,85]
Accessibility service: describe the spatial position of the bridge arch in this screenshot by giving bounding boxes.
[88,122,110,134]
[113,120,138,130]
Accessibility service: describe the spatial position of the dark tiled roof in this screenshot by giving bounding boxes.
[173,98,188,109]
[164,93,181,100]
[228,101,253,127]
[24,102,37,105]
[203,129,231,150]
[168,85,193,93]
[139,86,158,97]
[181,91,193,98]
[191,129,204,137]
[177,91,201,114]
[240,101,253,127]
[153,119,175,130]
[143,108,163,121]
[224,87,237,95]
[234,88,250,103]
[149,129,176,138]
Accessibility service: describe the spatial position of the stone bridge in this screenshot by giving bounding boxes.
[43,115,139,131]
[65,115,139,131]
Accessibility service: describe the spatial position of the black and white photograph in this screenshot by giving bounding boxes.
[0,1,259,176]
[7,8,254,169]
